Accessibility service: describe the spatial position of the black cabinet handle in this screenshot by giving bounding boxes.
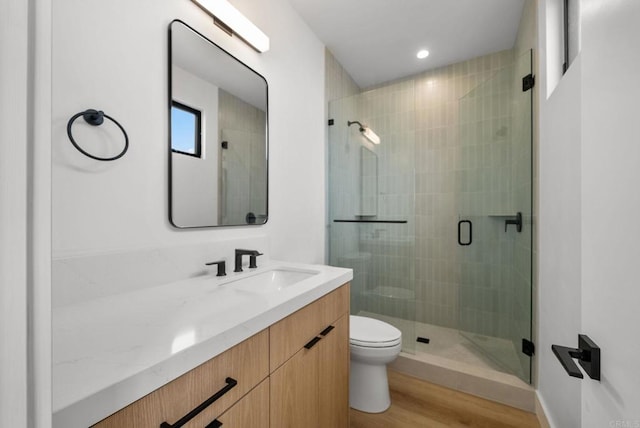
[320,325,335,336]
[304,325,335,349]
[160,377,237,428]
[205,419,223,428]
[458,220,472,246]
[304,336,322,349]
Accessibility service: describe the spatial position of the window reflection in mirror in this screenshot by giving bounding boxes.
[169,20,268,228]
[171,101,202,157]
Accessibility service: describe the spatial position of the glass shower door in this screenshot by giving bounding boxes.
[328,88,417,354]
[456,50,533,383]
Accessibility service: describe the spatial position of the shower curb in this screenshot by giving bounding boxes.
[390,352,536,413]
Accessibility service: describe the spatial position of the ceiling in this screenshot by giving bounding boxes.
[288,0,526,89]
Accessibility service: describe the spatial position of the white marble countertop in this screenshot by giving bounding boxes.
[52,261,352,428]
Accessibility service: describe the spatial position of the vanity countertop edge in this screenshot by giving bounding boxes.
[52,261,353,428]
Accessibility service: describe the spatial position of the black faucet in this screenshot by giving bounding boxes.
[205,260,226,276]
[234,249,263,272]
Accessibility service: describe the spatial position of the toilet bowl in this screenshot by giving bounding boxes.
[349,315,402,413]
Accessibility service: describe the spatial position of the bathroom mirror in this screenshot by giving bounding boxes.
[169,20,268,228]
[359,146,377,216]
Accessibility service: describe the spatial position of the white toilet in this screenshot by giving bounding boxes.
[349,315,402,413]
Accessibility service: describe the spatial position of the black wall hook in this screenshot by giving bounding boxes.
[505,212,523,232]
[66,109,129,161]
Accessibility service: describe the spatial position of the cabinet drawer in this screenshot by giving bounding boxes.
[92,329,269,428]
[269,283,349,371]
[270,339,319,428]
[270,312,350,428]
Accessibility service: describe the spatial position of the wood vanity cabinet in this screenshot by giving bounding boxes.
[92,283,349,428]
[269,284,350,428]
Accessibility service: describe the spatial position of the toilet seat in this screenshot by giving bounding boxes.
[350,315,402,348]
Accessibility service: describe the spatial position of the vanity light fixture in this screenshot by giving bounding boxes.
[348,120,381,145]
[191,0,270,52]
[416,49,430,59]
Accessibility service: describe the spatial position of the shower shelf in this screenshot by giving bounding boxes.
[488,213,523,232]
[333,219,407,224]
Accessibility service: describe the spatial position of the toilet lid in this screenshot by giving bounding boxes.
[350,315,402,348]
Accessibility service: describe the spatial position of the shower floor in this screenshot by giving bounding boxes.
[357,311,534,410]
[358,311,523,377]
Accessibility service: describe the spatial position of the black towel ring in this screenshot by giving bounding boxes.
[66,109,129,161]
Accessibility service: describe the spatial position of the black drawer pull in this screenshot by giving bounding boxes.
[320,325,335,336]
[304,336,322,349]
[160,377,237,428]
[205,419,223,428]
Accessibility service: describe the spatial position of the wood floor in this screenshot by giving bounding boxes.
[350,370,540,428]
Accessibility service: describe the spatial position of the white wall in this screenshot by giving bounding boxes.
[580,0,640,424]
[538,0,640,426]
[1,0,52,426]
[537,0,583,425]
[52,0,325,263]
[537,56,583,428]
[1,2,30,426]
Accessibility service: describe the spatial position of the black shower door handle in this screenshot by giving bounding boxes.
[458,220,472,246]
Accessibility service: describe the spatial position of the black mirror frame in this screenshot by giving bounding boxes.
[168,19,269,229]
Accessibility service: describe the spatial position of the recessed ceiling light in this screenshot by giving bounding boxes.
[416,49,429,59]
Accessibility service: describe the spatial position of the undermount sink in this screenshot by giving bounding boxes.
[230,268,319,294]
